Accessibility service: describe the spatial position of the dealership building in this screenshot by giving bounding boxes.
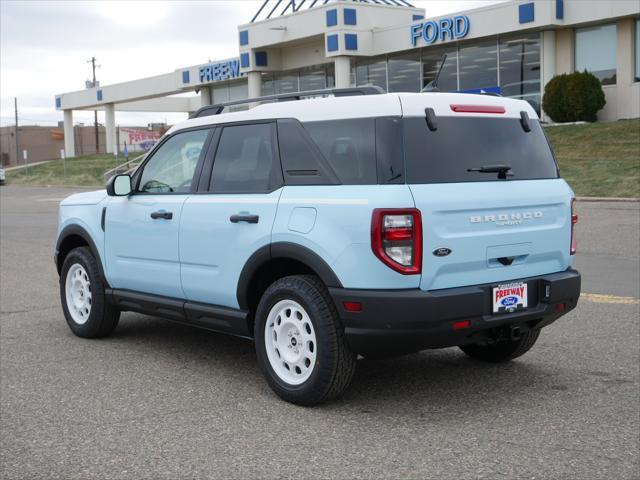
[55,0,640,157]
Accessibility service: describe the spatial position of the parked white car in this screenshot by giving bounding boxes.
[0,167,6,185]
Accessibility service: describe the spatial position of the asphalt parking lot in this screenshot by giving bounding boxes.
[1,185,639,480]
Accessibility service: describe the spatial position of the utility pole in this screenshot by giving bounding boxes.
[14,97,19,167]
[87,56,100,153]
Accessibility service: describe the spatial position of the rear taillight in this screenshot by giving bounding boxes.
[570,198,578,255]
[371,209,422,275]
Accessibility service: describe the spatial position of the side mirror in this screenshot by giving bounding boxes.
[106,174,132,196]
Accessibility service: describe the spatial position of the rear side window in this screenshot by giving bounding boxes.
[277,119,340,186]
[404,116,559,183]
[210,123,282,193]
[302,119,377,185]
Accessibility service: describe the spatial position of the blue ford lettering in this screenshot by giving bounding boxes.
[198,59,242,83]
[411,15,470,46]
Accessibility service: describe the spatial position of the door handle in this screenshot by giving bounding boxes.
[230,214,259,224]
[150,211,173,220]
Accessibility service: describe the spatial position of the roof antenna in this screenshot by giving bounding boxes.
[421,53,448,92]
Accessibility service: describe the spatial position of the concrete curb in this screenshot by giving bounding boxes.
[576,197,639,203]
[4,160,57,172]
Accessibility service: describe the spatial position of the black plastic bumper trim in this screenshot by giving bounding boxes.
[329,268,581,354]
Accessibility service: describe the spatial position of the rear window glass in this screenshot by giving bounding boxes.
[404,116,558,183]
[302,119,377,185]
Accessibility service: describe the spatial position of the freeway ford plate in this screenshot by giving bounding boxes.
[492,282,528,313]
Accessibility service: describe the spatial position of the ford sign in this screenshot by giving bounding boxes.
[410,15,470,46]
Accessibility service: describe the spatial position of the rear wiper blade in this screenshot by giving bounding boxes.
[467,164,514,179]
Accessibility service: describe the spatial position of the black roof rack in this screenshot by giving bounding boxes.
[189,86,385,119]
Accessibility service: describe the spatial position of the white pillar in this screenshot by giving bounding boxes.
[334,56,351,89]
[200,86,212,107]
[63,110,75,158]
[248,71,261,98]
[247,71,262,109]
[105,103,116,154]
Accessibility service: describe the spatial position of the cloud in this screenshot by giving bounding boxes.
[0,0,506,126]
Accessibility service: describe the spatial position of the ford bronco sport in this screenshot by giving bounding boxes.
[55,88,581,405]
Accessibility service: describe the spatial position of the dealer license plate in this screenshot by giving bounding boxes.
[492,282,528,314]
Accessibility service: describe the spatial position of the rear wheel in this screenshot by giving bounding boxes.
[60,247,119,338]
[459,328,540,363]
[254,275,357,405]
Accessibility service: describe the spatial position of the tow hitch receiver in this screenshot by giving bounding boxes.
[486,324,524,344]
[510,325,522,341]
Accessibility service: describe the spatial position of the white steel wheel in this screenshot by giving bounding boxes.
[264,299,317,385]
[65,263,92,325]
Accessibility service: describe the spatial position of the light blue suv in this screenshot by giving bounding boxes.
[55,88,581,405]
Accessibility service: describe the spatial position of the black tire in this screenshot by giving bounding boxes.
[254,275,357,406]
[59,246,119,338]
[459,328,541,363]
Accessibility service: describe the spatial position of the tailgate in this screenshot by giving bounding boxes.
[410,179,574,291]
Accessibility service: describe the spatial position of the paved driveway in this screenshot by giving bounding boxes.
[1,186,638,479]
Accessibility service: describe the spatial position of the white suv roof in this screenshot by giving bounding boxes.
[169,92,538,135]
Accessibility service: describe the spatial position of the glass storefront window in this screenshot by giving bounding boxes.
[326,62,335,88]
[261,64,334,95]
[422,47,458,91]
[261,72,275,96]
[387,51,421,92]
[499,33,541,104]
[575,24,617,85]
[635,19,640,82]
[274,71,299,93]
[212,82,249,111]
[458,40,498,91]
[299,66,328,92]
[355,56,387,91]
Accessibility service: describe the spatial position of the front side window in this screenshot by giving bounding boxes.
[575,24,617,85]
[210,123,281,193]
[138,129,209,193]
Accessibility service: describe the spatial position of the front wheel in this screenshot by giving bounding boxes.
[459,328,541,363]
[60,246,120,338]
[254,275,357,406]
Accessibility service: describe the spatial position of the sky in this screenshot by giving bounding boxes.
[0,0,506,128]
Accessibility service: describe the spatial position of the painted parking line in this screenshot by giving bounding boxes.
[581,293,640,304]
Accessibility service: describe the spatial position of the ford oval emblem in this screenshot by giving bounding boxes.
[432,247,452,257]
[500,296,519,307]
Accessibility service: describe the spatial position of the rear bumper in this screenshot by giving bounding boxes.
[329,268,581,355]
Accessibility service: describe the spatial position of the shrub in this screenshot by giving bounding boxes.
[542,71,606,123]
